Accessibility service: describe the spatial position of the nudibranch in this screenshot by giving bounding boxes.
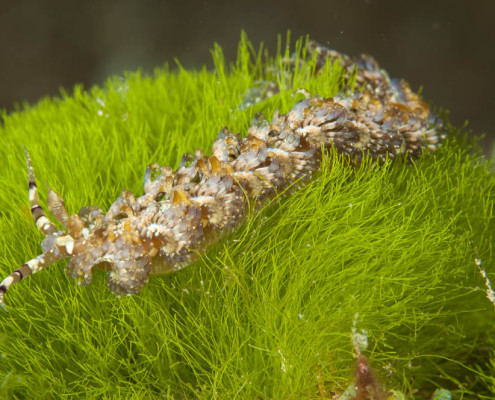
[0,42,445,310]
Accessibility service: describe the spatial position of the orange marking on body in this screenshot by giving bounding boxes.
[173,189,191,205]
[210,156,220,174]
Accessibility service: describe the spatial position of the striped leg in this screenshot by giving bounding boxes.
[0,242,71,311]
[0,256,44,311]
[24,147,59,236]
[0,149,72,311]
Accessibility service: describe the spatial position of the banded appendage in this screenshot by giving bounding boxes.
[0,149,75,311]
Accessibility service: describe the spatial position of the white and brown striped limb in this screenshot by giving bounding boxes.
[25,147,59,236]
[0,150,73,311]
[0,252,65,311]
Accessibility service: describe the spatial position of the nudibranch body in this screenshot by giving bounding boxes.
[0,43,445,310]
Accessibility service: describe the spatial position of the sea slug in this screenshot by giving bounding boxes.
[0,42,445,310]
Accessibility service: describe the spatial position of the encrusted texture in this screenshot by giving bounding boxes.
[0,43,445,309]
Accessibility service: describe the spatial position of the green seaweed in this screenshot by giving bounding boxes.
[0,33,494,399]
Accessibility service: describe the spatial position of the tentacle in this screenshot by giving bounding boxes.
[0,148,74,311]
[24,147,59,236]
[47,188,69,228]
[143,163,160,193]
[0,234,73,311]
